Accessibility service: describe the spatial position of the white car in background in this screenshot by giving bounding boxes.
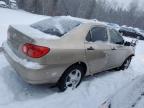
[100,75,144,108]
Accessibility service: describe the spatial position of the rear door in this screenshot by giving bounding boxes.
[84,26,111,74]
[106,28,126,68]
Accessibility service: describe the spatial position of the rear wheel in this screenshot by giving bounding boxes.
[57,65,85,92]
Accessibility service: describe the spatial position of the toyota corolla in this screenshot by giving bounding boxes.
[2,16,135,91]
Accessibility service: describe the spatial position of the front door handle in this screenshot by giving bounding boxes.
[111,47,117,50]
[87,46,95,50]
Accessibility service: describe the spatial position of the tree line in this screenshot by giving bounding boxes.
[16,0,144,29]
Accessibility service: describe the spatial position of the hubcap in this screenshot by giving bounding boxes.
[65,69,82,89]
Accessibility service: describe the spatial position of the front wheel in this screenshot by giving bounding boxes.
[120,57,132,70]
[57,65,85,92]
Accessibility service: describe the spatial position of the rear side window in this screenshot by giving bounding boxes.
[31,17,82,37]
[86,27,108,42]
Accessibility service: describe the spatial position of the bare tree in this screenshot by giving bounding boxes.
[16,0,144,29]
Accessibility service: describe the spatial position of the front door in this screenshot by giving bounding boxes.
[106,28,126,69]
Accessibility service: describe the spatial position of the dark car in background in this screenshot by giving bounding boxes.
[119,27,144,40]
[106,23,120,31]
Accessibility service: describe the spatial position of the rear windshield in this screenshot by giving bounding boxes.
[31,17,82,37]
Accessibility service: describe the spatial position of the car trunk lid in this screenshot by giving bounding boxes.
[7,25,59,59]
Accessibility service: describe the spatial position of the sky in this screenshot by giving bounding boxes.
[107,0,144,10]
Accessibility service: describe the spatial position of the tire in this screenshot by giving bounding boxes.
[120,57,132,70]
[57,65,85,92]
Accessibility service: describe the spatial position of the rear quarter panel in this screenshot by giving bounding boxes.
[27,23,91,75]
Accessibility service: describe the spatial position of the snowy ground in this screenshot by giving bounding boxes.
[105,74,144,108]
[0,8,144,108]
[0,8,46,46]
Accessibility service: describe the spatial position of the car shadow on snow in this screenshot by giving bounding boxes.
[84,69,119,82]
[1,65,126,103]
[1,66,58,102]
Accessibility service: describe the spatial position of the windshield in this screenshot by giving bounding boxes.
[31,17,82,37]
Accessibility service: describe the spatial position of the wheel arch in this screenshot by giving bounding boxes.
[65,61,87,76]
[122,54,134,65]
[57,61,88,83]
[127,54,135,59]
[57,61,88,91]
[119,54,134,70]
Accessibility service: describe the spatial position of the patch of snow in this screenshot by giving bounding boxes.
[0,54,14,105]
[31,16,83,36]
[0,8,144,108]
[0,8,47,46]
[9,0,16,3]
[0,1,6,5]
[66,16,105,25]
[21,59,43,69]
[66,15,95,23]
[0,25,8,46]
[108,75,144,108]
[0,1,8,8]
[11,25,60,40]
[3,42,43,69]
[105,22,120,30]
[31,16,106,37]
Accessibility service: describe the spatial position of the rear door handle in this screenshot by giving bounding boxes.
[87,46,95,50]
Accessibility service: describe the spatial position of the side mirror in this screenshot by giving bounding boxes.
[124,41,131,46]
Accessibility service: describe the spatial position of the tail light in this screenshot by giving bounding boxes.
[22,43,50,58]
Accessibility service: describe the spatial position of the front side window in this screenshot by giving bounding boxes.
[90,27,108,42]
[109,29,124,45]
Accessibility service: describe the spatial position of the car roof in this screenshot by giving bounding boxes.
[53,16,107,26]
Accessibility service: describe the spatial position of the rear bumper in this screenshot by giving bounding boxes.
[2,42,62,84]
